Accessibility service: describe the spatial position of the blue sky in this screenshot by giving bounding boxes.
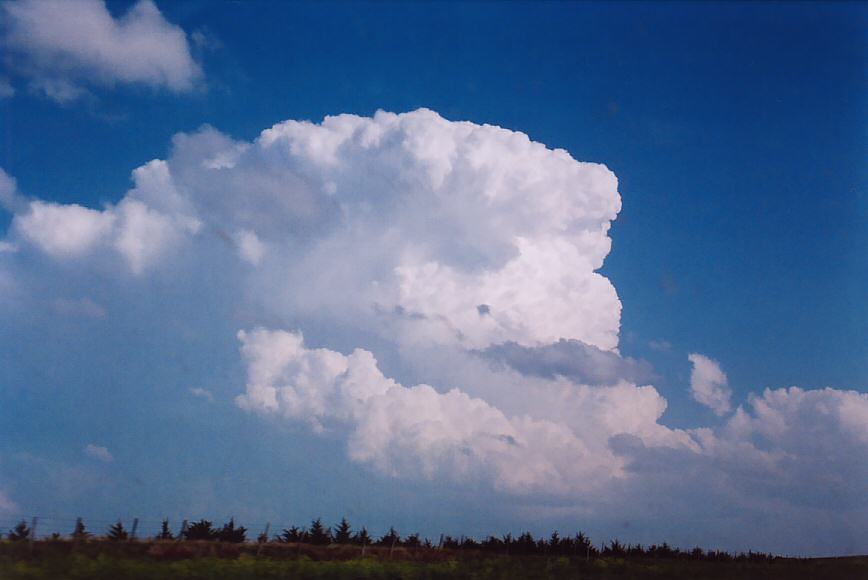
[0,0,866,556]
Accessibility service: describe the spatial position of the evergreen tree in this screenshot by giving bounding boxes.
[377,526,400,547]
[442,535,459,549]
[217,518,247,543]
[279,526,303,543]
[307,518,331,545]
[658,542,674,559]
[183,519,218,541]
[515,532,535,554]
[106,521,128,541]
[549,531,561,554]
[574,531,594,557]
[156,519,174,540]
[502,533,514,554]
[333,518,352,544]
[604,539,626,557]
[404,533,421,548]
[353,526,371,546]
[72,519,90,540]
[8,520,30,541]
[481,535,504,552]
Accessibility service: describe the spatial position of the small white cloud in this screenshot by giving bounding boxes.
[0,241,17,253]
[236,229,265,265]
[0,489,18,515]
[688,353,732,416]
[1,0,203,103]
[84,444,113,462]
[189,387,214,402]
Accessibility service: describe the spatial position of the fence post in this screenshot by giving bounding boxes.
[178,519,188,542]
[256,523,270,557]
[29,516,37,554]
[389,535,397,559]
[361,537,366,558]
[130,518,139,542]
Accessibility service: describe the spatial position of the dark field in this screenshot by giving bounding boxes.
[1,541,866,580]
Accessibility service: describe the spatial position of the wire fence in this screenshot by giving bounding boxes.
[0,514,780,562]
[0,514,303,541]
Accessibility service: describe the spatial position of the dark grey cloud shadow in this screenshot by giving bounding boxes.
[479,339,656,386]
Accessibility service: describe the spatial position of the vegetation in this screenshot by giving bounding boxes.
[333,518,352,545]
[306,518,330,546]
[155,519,173,541]
[71,519,90,541]
[6,521,30,542]
[106,522,129,542]
[182,520,218,542]
[217,518,247,543]
[0,548,865,580]
[0,516,864,579]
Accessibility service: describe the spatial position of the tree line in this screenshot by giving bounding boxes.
[3,517,776,562]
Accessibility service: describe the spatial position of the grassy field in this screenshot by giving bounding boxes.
[1,541,866,579]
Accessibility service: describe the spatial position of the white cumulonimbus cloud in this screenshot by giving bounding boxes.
[688,353,732,416]
[6,109,622,351]
[1,0,202,102]
[1,109,866,552]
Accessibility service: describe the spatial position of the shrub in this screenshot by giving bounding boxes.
[106,521,129,541]
[7,520,30,541]
[183,519,218,541]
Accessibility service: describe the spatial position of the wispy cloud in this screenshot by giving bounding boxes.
[84,444,113,463]
[189,387,214,402]
[648,339,672,352]
[52,297,106,318]
[0,78,14,99]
